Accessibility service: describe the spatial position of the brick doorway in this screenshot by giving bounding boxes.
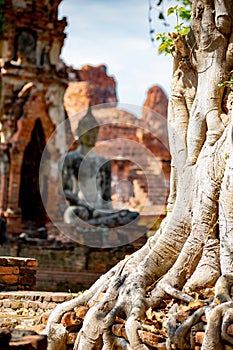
[18,118,47,225]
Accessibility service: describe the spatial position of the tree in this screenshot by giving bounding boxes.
[44,0,233,349]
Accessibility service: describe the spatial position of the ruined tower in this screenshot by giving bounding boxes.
[0,0,68,232]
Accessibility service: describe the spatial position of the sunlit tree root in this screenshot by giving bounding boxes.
[41,0,233,346]
[201,301,233,350]
[44,127,233,350]
[45,179,193,349]
[166,305,207,349]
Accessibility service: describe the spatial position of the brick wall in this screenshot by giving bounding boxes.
[0,223,149,292]
[0,257,37,291]
[0,291,79,350]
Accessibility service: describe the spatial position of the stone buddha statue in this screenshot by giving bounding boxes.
[62,107,139,227]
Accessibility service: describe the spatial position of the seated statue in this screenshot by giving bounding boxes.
[62,106,139,227]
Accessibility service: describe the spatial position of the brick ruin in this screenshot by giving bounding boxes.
[0,0,172,299]
[0,2,174,349]
[0,4,233,350]
[0,256,37,291]
[0,0,68,233]
[65,64,117,113]
[0,0,170,234]
[64,76,170,217]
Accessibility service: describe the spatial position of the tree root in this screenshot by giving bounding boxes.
[44,130,233,349]
[166,306,207,349]
[74,274,128,349]
[214,274,233,303]
[221,308,233,345]
[183,238,220,292]
[45,194,193,349]
[202,301,233,350]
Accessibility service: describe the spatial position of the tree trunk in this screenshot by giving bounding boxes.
[44,0,233,349]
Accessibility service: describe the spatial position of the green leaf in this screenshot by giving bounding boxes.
[178,6,187,13]
[158,43,166,54]
[154,0,191,56]
[158,39,172,54]
[178,26,190,35]
[179,9,191,20]
[167,6,177,16]
[182,0,192,6]
[175,23,183,30]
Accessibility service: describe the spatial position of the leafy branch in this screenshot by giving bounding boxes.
[149,0,192,55]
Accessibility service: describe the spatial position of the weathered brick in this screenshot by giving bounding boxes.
[0,267,13,274]
[18,275,36,286]
[6,257,27,266]
[11,301,23,310]
[26,259,38,267]
[51,295,67,303]
[47,302,57,310]
[13,266,19,275]
[22,301,29,309]
[195,332,205,344]
[67,332,79,345]
[227,324,233,335]
[3,300,11,308]
[1,275,18,285]
[19,267,36,275]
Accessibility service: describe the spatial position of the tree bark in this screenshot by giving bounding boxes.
[44,0,233,349]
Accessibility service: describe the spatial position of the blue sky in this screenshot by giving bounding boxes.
[58,0,174,107]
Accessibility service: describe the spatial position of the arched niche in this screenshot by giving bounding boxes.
[18,118,47,225]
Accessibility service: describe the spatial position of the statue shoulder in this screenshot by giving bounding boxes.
[65,150,83,164]
[59,150,82,172]
[98,156,111,174]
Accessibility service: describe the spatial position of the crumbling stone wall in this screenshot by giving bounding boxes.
[0,256,37,291]
[0,0,68,231]
[0,1,170,232]
[64,78,170,215]
[65,64,117,114]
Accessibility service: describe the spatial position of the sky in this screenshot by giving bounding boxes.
[58,0,174,107]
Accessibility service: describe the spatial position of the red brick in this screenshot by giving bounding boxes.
[1,275,18,285]
[19,267,36,275]
[13,267,19,275]
[227,325,233,335]
[26,259,38,267]
[67,332,79,345]
[19,275,36,285]
[47,303,56,310]
[51,295,67,303]
[0,267,13,274]
[3,300,11,308]
[195,332,205,344]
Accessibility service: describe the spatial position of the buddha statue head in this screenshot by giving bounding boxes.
[76,106,99,148]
